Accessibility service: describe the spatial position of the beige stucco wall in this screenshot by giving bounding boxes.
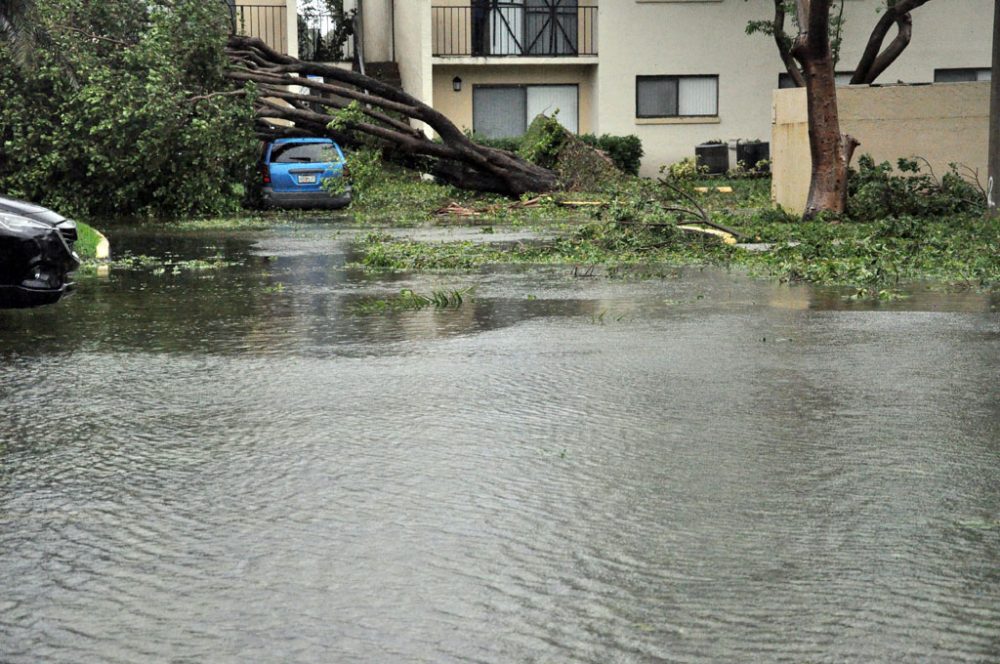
[596,0,992,177]
[394,0,434,134]
[361,0,393,62]
[432,65,597,136]
[772,82,990,214]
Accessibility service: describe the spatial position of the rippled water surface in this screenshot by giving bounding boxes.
[2,224,998,663]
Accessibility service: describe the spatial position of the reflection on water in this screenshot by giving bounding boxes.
[1,224,998,663]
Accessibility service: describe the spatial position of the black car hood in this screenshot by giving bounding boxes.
[0,196,66,226]
[0,196,78,244]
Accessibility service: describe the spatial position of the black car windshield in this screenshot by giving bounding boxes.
[271,143,340,164]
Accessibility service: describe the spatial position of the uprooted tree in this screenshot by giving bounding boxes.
[225,35,559,196]
[748,0,937,219]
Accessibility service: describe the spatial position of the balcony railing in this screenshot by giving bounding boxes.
[231,4,354,62]
[432,2,597,58]
[298,9,356,62]
[232,4,289,55]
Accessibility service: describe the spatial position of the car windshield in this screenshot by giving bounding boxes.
[271,143,340,164]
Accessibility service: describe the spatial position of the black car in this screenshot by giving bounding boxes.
[0,198,81,308]
[0,196,80,245]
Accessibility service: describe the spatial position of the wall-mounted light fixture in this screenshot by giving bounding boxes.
[452,76,463,92]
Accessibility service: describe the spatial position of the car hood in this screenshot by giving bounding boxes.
[0,196,69,226]
[0,211,56,238]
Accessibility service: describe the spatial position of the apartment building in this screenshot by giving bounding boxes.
[236,0,993,176]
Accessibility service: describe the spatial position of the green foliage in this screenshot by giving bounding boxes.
[329,100,366,132]
[847,155,986,222]
[331,154,479,223]
[467,124,643,176]
[745,0,847,77]
[518,114,568,168]
[0,0,257,220]
[467,132,522,153]
[736,212,1000,292]
[343,148,380,192]
[661,158,708,180]
[343,169,998,295]
[579,133,644,176]
[298,0,355,62]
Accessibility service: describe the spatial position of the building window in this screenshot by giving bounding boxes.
[472,84,579,139]
[778,72,855,89]
[636,75,718,118]
[934,68,991,83]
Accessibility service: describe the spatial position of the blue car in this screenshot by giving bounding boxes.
[259,138,352,210]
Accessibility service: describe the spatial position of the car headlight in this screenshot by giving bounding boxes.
[0,213,48,233]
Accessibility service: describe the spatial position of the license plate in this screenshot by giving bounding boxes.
[298,175,317,184]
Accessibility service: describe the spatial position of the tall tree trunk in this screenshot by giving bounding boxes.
[800,53,858,217]
[792,0,858,220]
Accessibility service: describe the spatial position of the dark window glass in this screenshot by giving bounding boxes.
[271,143,340,164]
[637,77,678,117]
[637,76,717,117]
[934,68,990,83]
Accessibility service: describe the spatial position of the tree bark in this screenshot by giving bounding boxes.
[792,0,857,219]
[772,0,805,87]
[851,0,931,84]
[224,34,559,195]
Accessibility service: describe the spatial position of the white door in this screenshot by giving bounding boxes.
[526,85,578,133]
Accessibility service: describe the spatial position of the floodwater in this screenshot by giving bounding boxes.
[1,223,998,663]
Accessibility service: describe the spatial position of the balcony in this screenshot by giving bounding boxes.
[232,4,354,62]
[432,2,597,58]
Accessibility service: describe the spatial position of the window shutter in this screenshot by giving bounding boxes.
[678,77,717,116]
[526,85,579,133]
[473,87,528,138]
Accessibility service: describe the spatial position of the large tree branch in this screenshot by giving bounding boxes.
[257,86,423,138]
[773,0,806,87]
[851,0,931,84]
[228,68,419,117]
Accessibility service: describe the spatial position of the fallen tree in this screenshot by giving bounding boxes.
[225,34,559,195]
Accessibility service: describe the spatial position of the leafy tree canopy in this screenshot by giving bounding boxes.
[0,0,257,220]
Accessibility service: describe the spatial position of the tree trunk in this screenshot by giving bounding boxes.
[792,0,858,220]
[800,54,857,218]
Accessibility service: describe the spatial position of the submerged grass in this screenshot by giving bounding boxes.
[732,214,1000,292]
[350,211,999,294]
[351,286,476,314]
[106,253,241,273]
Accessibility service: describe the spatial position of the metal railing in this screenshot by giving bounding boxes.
[298,9,356,62]
[231,4,354,62]
[232,5,289,55]
[432,2,597,57]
